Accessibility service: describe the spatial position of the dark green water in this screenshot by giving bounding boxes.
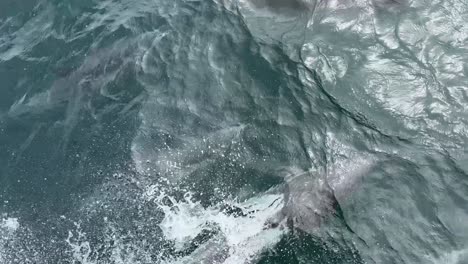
[1,0,468,263]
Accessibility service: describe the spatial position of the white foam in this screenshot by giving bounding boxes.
[0,217,20,263]
[147,187,287,264]
[157,193,216,250]
[1,217,19,232]
[66,223,93,264]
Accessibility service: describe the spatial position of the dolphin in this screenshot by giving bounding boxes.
[265,159,375,233]
[167,158,375,264]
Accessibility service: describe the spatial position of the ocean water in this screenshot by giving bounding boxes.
[1,0,468,263]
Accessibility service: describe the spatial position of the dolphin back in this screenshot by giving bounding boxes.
[271,159,375,233]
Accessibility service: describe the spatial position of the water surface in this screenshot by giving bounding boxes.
[1,0,468,263]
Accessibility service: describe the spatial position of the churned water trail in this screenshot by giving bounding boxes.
[1,0,468,263]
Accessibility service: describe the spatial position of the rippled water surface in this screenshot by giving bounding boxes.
[1,0,468,263]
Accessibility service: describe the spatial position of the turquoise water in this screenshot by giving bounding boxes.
[1,0,468,263]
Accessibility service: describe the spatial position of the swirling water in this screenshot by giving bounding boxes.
[1,0,468,263]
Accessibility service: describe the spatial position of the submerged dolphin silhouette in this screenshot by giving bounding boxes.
[177,233,229,264]
[247,0,312,13]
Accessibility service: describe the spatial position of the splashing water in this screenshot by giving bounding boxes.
[145,186,287,264]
